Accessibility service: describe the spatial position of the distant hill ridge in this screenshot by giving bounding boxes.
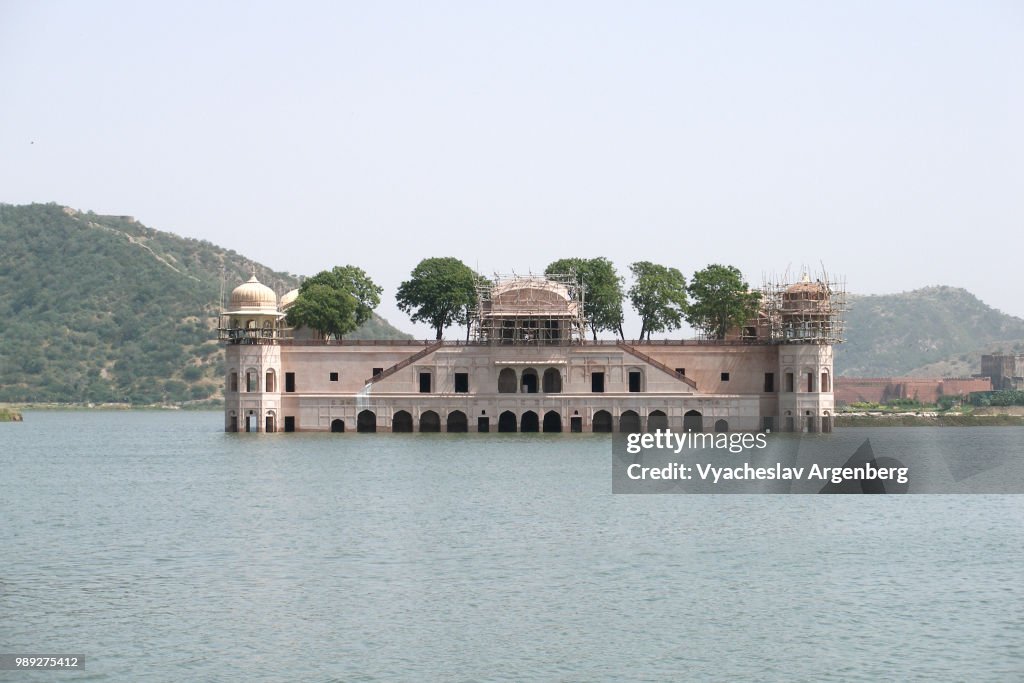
[0,203,411,404]
[837,286,1024,377]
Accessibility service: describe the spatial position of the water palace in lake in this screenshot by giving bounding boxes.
[220,271,844,434]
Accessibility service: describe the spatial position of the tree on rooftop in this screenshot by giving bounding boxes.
[628,261,688,340]
[396,257,479,340]
[545,257,625,341]
[685,264,761,340]
[286,266,381,340]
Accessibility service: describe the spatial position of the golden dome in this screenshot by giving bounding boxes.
[229,275,278,309]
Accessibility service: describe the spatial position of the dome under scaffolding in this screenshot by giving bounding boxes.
[471,273,585,345]
[760,269,846,344]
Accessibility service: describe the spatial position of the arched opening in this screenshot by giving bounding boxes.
[265,369,276,393]
[822,410,833,433]
[784,410,794,432]
[821,371,831,392]
[392,410,413,433]
[246,368,258,392]
[542,368,562,393]
[684,410,703,432]
[521,368,538,394]
[592,410,613,433]
[331,418,345,433]
[246,411,258,432]
[619,410,641,433]
[498,368,517,393]
[805,410,817,433]
[420,410,441,432]
[647,410,668,431]
[542,410,562,432]
[498,411,517,432]
[357,410,376,433]
[521,411,539,432]
[447,410,468,433]
[714,419,729,433]
[265,412,276,433]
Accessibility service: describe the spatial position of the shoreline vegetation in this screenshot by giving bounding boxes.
[0,407,23,421]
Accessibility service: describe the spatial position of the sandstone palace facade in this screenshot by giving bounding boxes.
[220,273,843,434]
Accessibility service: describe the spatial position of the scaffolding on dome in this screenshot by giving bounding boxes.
[759,267,847,344]
[471,273,586,344]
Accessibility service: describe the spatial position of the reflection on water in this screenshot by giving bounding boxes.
[2,412,1023,681]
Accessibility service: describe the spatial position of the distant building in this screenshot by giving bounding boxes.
[220,272,844,434]
[980,353,1024,391]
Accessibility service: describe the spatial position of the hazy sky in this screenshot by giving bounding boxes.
[2,1,1021,336]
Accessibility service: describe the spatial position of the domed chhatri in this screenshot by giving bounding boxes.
[229,275,279,311]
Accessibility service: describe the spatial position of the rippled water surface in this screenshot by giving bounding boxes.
[2,412,1023,681]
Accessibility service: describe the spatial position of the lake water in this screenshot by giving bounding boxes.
[2,412,1023,681]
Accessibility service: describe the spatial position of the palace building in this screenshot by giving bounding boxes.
[220,272,844,434]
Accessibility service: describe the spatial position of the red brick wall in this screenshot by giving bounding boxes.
[835,377,993,405]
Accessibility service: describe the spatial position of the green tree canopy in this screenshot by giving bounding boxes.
[286,283,358,339]
[685,264,761,340]
[301,265,382,327]
[396,257,479,340]
[287,266,382,339]
[545,257,625,340]
[628,261,688,340]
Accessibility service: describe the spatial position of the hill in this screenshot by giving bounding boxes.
[0,203,411,404]
[836,287,1024,377]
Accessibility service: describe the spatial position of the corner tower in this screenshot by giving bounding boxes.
[219,275,286,432]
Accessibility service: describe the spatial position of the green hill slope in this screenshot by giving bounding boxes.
[0,203,411,404]
[836,287,1024,376]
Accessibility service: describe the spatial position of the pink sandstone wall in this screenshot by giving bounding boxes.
[835,377,992,405]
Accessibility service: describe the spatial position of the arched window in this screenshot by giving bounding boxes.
[714,419,729,433]
[683,410,703,432]
[265,369,276,393]
[498,368,517,393]
[592,410,613,433]
[392,411,413,433]
[357,410,376,433]
[542,368,562,393]
[331,418,345,433]
[521,411,539,432]
[447,410,468,433]
[821,371,831,392]
[648,410,668,431]
[498,411,517,432]
[420,411,441,432]
[542,410,561,432]
[619,410,641,433]
[521,368,539,394]
[245,368,258,392]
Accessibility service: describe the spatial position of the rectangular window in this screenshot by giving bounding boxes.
[721,372,730,382]
[285,372,295,393]
[284,416,295,432]
[329,372,339,382]
[246,372,257,392]
[785,372,794,393]
[675,368,686,376]
[454,372,469,393]
[628,371,642,393]
[764,373,775,392]
[477,416,490,433]
[419,372,432,393]
[807,372,814,392]
[591,372,605,393]
[230,373,238,392]
[372,368,383,377]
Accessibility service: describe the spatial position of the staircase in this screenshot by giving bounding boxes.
[365,341,445,385]
[616,342,698,390]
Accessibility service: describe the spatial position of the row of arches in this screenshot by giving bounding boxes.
[327,409,726,433]
[498,367,562,394]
